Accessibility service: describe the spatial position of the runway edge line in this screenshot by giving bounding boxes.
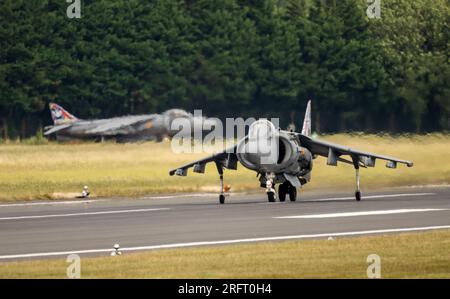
[1,225,450,260]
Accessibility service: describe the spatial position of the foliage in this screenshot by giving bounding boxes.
[0,0,448,138]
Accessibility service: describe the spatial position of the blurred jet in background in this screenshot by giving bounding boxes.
[44,103,217,143]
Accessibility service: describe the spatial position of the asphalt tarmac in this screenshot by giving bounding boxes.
[0,186,449,260]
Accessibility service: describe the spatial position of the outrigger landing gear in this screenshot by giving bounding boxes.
[216,162,226,204]
[355,168,361,201]
[352,156,362,201]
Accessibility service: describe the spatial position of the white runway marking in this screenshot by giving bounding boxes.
[142,193,219,200]
[305,193,436,202]
[0,199,103,208]
[1,225,449,260]
[0,208,170,221]
[258,192,436,204]
[274,208,448,219]
[0,193,221,208]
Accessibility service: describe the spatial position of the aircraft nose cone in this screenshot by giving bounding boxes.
[242,152,262,166]
[237,136,279,171]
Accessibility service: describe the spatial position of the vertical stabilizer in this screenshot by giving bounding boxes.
[49,103,78,125]
[301,100,311,137]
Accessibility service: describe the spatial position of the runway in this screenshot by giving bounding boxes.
[0,186,449,260]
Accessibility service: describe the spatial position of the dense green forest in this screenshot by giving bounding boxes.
[0,0,449,139]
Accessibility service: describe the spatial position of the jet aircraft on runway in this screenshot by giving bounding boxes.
[170,101,414,204]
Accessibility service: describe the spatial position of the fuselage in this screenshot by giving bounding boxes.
[235,120,313,185]
[49,112,221,142]
[61,115,166,138]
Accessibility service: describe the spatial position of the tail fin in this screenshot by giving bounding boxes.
[301,100,311,137]
[49,103,78,125]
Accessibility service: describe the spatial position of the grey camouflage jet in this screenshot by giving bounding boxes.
[170,101,413,204]
[44,103,216,142]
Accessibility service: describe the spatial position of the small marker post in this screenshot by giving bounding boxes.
[111,243,122,256]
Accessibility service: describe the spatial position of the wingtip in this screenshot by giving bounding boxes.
[407,162,414,167]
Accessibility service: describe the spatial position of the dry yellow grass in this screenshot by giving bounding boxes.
[0,133,448,201]
[0,230,449,278]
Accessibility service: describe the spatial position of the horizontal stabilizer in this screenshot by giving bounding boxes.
[44,123,73,136]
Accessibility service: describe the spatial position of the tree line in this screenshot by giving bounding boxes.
[0,0,449,140]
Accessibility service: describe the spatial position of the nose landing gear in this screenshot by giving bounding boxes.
[266,173,276,202]
[266,175,276,202]
[267,192,276,202]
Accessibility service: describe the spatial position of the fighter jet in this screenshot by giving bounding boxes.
[44,103,216,142]
[170,101,413,204]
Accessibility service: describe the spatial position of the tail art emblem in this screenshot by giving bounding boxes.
[49,103,78,125]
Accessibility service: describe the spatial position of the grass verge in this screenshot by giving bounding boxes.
[0,133,449,201]
[0,230,449,278]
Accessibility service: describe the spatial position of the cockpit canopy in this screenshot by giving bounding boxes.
[248,119,277,141]
[163,109,192,119]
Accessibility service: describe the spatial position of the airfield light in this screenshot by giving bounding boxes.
[81,186,90,198]
[111,243,122,256]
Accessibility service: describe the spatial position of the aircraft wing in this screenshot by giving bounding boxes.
[169,145,238,176]
[296,134,413,168]
[44,123,73,136]
[85,115,157,135]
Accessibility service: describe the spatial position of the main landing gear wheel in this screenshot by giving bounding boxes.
[355,191,361,201]
[219,194,225,204]
[267,192,276,202]
[289,186,297,202]
[278,182,297,202]
[278,183,287,202]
